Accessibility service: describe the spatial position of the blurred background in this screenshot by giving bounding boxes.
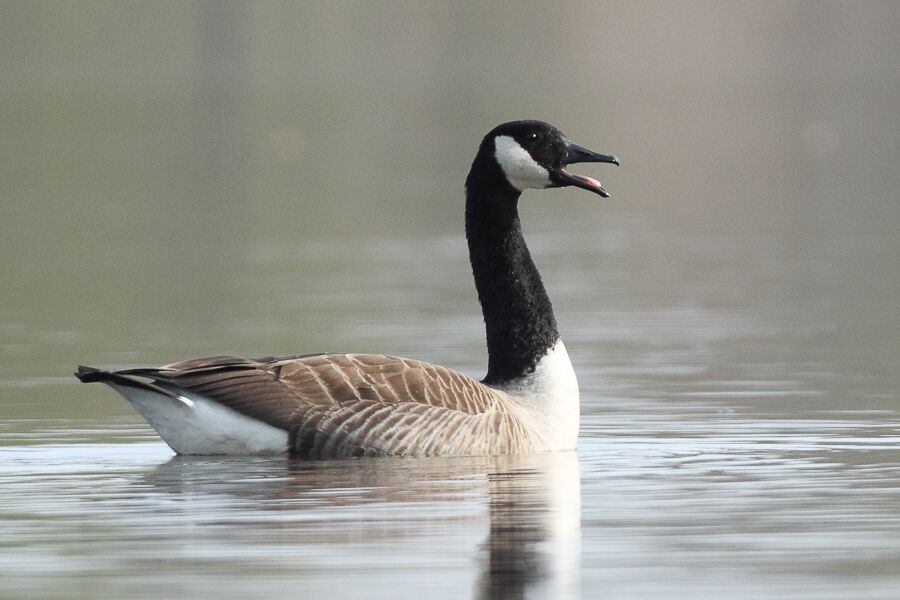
[2,1,898,414]
[2,4,900,599]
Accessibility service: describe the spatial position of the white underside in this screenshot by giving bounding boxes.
[495,340,581,451]
[109,383,288,455]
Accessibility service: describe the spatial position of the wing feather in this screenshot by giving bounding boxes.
[114,352,520,457]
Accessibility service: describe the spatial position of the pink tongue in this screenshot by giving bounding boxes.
[575,174,604,189]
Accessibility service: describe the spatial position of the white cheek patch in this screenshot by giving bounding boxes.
[494,135,552,191]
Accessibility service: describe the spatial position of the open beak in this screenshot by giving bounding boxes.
[556,141,620,198]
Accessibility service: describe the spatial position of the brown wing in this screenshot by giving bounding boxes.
[127,353,517,457]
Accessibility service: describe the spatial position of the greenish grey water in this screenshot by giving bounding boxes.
[2,3,899,599]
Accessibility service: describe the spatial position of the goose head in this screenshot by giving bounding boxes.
[485,120,620,198]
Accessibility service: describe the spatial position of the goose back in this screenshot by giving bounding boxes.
[88,353,556,457]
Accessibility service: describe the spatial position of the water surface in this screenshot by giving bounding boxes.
[3,227,899,600]
[2,3,899,599]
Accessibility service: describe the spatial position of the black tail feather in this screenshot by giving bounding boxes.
[74,365,181,399]
[75,365,113,383]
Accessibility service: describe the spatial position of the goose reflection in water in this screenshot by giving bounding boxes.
[476,452,581,599]
[141,451,581,599]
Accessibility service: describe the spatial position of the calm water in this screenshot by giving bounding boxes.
[2,3,899,599]
[3,226,899,600]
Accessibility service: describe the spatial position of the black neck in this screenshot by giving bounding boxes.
[465,152,560,385]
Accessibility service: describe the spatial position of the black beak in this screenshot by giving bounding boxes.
[565,142,620,167]
[556,141,620,197]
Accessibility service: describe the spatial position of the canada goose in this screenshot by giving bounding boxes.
[76,120,619,457]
